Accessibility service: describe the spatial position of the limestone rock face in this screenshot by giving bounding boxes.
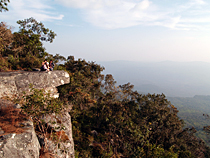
[0,71,75,158]
[40,112,75,158]
[0,70,70,98]
[0,100,40,158]
[0,123,40,158]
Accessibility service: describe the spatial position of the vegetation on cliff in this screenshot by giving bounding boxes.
[0,17,65,71]
[57,58,210,157]
[1,9,210,157]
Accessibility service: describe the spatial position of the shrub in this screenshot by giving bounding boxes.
[19,86,66,154]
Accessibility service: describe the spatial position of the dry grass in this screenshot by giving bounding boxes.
[55,130,69,142]
[39,147,55,158]
[0,105,29,135]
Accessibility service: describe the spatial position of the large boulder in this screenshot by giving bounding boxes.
[0,70,70,98]
[0,99,40,158]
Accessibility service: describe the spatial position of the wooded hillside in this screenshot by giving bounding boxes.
[168,96,210,147]
[1,4,210,156]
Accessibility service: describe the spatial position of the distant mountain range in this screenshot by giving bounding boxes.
[98,61,210,97]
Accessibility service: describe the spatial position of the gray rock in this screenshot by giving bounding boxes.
[0,70,70,98]
[40,111,75,158]
[0,71,75,158]
[0,102,40,158]
[0,124,40,158]
[32,68,40,71]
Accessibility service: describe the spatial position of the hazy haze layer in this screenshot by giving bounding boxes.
[99,61,210,97]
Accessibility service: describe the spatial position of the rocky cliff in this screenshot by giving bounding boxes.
[0,70,75,158]
[0,99,40,158]
[0,70,70,98]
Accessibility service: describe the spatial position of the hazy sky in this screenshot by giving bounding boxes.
[1,0,210,62]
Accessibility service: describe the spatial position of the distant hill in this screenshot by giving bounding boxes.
[167,95,210,146]
[99,61,210,97]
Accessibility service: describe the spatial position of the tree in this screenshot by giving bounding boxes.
[0,22,13,55]
[137,94,184,149]
[52,53,66,65]
[17,17,56,43]
[64,56,104,79]
[58,57,104,109]
[58,61,210,157]
[0,17,60,71]
[11,17,56,58]
[5,17,57,70]
[12,31,44,58]
[0,0,10,12]
[63,71,181,157]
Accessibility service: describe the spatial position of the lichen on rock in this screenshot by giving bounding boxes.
[39,112,75,158]
[0,70,70,98]
[0,100,40,158]
[0,70,75,158]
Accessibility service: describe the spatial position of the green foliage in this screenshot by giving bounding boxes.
[21,86,64,118]
[51,53,66,65]
[58,56,104,108]
[138,94,184,150]
[0,56,9,71]
[168,96,210,146]
[0,0,10,12]
[141,144,178,158]
[20,86,66,152]
[0,16,66,71]
[18,55,42,71]
[57,58,210,157]
[7,54,19,70]
[17,17,56,43]
[12,31,44,58]
[0,17,58,71]
[5,61,207,157]
[1,10,210,157]
[65,56,104,78]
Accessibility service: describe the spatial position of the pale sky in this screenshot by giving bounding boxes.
[1,0,210,62]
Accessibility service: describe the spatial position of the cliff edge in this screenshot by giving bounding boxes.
[0,70,70,98]
[0,70,75,158]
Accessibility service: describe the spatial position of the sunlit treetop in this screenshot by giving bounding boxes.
[17,17,56,43]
